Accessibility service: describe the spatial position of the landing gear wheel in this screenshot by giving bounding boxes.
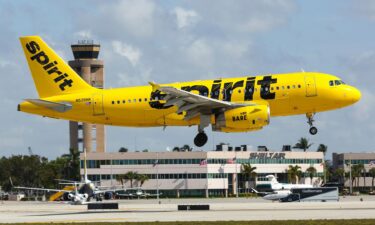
[194,132,208,147]
[309,126,318,135]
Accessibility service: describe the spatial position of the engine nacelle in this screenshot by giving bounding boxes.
[104,192,113,200]
[213,105,270,132]
[68,193,75,200]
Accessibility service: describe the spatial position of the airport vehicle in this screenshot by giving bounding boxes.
[18,36,361,147]
[116,188,162,199]
[279,187,339,202]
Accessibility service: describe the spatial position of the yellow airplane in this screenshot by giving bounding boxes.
[18,36,361,147]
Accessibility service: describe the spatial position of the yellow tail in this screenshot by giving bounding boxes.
[20,36,94,98]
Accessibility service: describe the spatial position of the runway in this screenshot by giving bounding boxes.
[1,196,375,223]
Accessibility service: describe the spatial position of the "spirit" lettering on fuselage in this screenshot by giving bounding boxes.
[149,76,278,109]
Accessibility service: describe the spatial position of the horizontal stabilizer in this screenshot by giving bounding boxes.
[25,99,72,112]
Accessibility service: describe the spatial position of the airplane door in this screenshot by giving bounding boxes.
[92,93,105,116]
[305,75,317,97]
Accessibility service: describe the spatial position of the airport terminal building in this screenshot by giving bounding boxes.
[332,152,375,188]
[81,146,324,198]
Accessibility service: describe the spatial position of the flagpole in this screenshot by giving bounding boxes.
[156,152,159,201]
[235,152,238,198]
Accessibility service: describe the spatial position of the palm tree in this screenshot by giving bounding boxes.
[317,144,328,156]
[287,165,302,184]
[137,174,149,187]
[125,171,138,188]
[306,166,317,185]
[241,163,257,193]
[351,164,364,190]
[293,137,313,152]
[369,168,375,191]
[334,168,345,184]
[116,174,126,187]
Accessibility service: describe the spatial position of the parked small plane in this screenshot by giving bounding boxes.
[116,188,162,199]
[251,175,313,201]
[18,36,361,147]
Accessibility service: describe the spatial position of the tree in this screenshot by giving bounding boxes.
[116,174,126,187]
[287,165,302,184]
[351,164,364,190]
[306,166,317,185]
[142,149,149,152]
[293,137,313,152]
[125,171,138,188]
[181,144,193,152]
[317,144,328,156]
[137,174,149,187]
[241,163,257,193]
[172,147,180,152]
[334,168,345,184]
[369,168,375,191]
[119,147,128,152]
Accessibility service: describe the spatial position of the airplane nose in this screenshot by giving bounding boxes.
[351,87,361,103]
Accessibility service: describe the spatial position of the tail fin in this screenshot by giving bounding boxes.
[20,36,94,98]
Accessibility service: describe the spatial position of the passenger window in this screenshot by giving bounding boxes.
[111,101,114,104]
[122,100,125,104]
[287,86,290,89]
[117,100,120,104]
[144,98,148,102]
[276,86,279,90]
[139,98,142,102]
[292,85,296,89]
[128,99,131,103]
[329,81,334,86]
[133,99,136,102]
[271,87,274,91]
[298,84,301,88]
[282,86,285,90]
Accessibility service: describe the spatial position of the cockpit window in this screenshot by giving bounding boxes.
[329,80,334,86]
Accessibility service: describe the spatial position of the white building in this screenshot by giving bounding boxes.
[81,150,324,198]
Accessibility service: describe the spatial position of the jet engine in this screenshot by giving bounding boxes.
[104,192,113,200]
[212,105,270,132]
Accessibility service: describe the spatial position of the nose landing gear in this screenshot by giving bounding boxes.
[306,113,318,135]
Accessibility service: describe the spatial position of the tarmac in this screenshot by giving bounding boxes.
[1,196,375,223]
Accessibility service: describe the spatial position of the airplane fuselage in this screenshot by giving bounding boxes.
[19,72,361,128]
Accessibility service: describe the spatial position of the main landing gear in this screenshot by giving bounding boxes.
[194,131,208,147]
[306,113,318,135]
[194,114,210,147]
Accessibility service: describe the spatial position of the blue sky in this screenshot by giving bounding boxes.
[0,0,374,159]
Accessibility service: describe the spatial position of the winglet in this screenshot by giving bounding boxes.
[148,81,160,92]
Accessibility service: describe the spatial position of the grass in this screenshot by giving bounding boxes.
[2,220,375,225]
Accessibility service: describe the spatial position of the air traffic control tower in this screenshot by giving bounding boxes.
[68,40,105,153]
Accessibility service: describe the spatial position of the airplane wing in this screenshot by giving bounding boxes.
[25,99,72,112]
[149,82,256,120]
[13,186,72,193]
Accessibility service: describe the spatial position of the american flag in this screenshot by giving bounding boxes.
[200,159,207,166]
[227,157,236,164]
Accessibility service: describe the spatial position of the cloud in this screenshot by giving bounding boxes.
[91,0,156,38]
[112,41,142,66]
[172,7,200,29]
[74,30,92,39]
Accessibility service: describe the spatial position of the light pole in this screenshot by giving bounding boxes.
[349,159,352,194]
[235,153,238,198]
